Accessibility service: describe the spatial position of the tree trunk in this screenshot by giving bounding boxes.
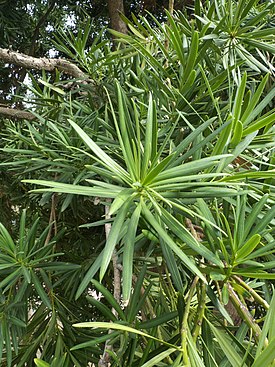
[108,0,127,34]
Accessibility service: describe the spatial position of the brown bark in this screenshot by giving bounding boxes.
[108,0,127,34]
[0,48,86,79]
[0,106,35,121]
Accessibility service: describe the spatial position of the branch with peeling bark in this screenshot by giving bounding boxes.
[0,48,87,79]
[0,47,90,121]
[0,106,35,121]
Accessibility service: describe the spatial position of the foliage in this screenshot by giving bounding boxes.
[0,0,274,366]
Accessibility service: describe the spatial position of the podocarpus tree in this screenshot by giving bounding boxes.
[0,0,275,366]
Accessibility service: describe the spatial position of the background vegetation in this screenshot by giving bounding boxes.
[0,0,274,366]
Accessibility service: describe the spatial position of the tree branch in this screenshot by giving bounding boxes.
[0,106,35,121]
[0,48,87,79]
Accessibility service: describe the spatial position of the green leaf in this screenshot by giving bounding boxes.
[75,250,103,300]
[236,234,262,261]
[252,338,275,367]
[142,153,175,186]
[91,279,125,320]
[109,188,135,216]
[109,83,137,181]
[206,286,234,325]
[86,296,117,322]
[231,120,243,147]
[141,93,157,179]
[241,74,269,123]
[0,268,21,290]
[38,79,66,95]
[140,311,178,329]
[0,223,16,255]
[243,112,275,135]
[242,194,269,241]
[160,238,184,292]
[72,322,180,350]
[232,272,275,280]
[70,330,121,350]
[183,31,199,80]
[152,155,232,182]
[242,88,275,126]
[250,205,275,236]
[141,200,206,282]
[221,171,275,182]
[18,209,26,253]
[122,203,141,301]
[257,293,275,357]
[140,348,175,367]
[22,180,118,198]
[34,359,50,367]
[207,321,244,366]
[68,119,131,183]
[233,72,247,123]
[31,270,52,309]
[161,208,223,267]
[100,198,132,280]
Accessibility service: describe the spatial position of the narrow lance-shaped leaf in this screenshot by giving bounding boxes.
[31,270,52,309]
[0,223,16,255]
[22,180,119,198]
[252,338,275,367]
[235,234,261,261]
[140,348,175,367]
[123,203,142,301]
[152,154,232,182]
[108,83,137,180]
[73,322,180,350]
[34,359,50,367]
[160,238,184,292]
[241,73,269,123]
[243,112,275,136]
[183,31,199,81]
[68,119,131,184]
[100,198,133,281]
[75,249,104,300]
[109,188,136,216]
[232,72,247,124]
[141,93,156,179]
[91,279,125,320]
[141,199,206,282]
[207,321,244,367]
[161,208,224,268]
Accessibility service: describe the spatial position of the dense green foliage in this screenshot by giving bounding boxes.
[0,0,275,366]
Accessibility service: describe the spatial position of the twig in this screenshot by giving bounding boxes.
[45,194,58,246]
[192,280,206,341]
[181,276,199,366]
[185,218,204,241]
[168,0,175,15]
[227,283,264,343]
[232,276,270,311]
[164,0,175,58]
